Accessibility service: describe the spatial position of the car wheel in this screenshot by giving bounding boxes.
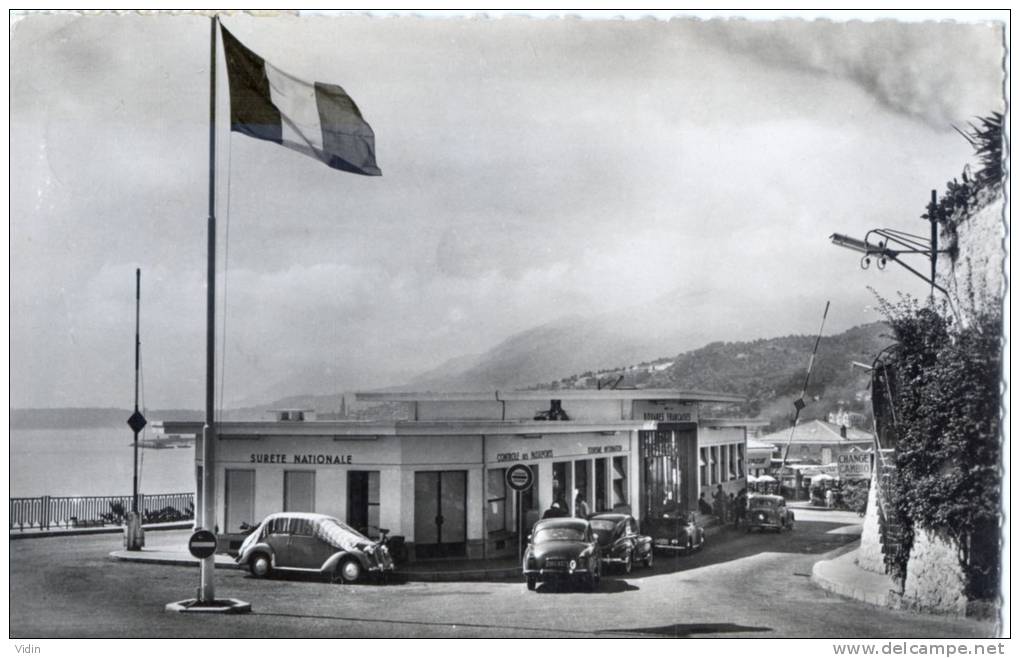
[339,558,363,583]
[249,553,272,578]
[526,576,537,591]
[623,552,633,575]
[643,550,653,569]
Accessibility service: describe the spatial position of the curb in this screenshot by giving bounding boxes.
[811,547,900,609]
[11,521,194,540]
[110,550,520,581]
[110,551,242,569]
[398,567,520,582]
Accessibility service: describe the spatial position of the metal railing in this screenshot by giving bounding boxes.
[9,492,194,531]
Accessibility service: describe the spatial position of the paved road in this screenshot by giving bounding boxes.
[10,508,995,638]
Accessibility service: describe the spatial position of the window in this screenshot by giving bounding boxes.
[574,460,591,514]
[612,456,628,507]
[737,443,745,477]
[552,461,570,508]
[595,458,607,512]
[710,446,719,485]
[283,471,315,513]
[699,448,708,486]
[486,468,509,534]
[728,444,737,479]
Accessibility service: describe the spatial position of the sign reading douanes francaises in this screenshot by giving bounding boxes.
[631,401,698,423]
[250,453,353,465]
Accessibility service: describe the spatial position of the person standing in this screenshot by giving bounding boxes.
[574,490,590,518]
[713,484,726,521]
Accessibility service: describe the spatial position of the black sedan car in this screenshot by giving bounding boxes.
[522,517,601,591]
[743,494,795,532]
[588,513,654,573]
[236,512,395,583]
[644,511,705,554]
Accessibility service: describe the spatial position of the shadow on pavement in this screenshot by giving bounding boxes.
[623,518,861,579]
[602,622,772,637]
[534,578,638,594]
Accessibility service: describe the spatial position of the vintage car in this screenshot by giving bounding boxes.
[644,511,705,554]
[236,512,395,583]
[588,513,654,572]
[743,494,795,532]
[522,517,602,591]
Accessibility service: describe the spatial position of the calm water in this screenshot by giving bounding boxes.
[10,427,194,498]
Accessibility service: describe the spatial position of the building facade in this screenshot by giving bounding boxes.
[158,389,762,561]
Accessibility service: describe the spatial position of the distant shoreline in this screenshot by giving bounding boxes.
[10,408,202,431]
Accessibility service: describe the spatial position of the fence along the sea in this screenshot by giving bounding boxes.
[9,492,194,531]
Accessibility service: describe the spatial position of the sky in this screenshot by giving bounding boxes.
[9,11,1006,410]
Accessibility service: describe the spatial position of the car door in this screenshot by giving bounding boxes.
[286,518,333,569]
[263,518,295,568]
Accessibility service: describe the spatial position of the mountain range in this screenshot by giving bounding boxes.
[13,319,894,432]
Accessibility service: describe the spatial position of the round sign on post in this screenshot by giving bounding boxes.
[188,529,218,559]
[505,463,534,492]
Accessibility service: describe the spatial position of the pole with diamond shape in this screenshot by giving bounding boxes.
[125,268,147,550]
[776,301,830,493]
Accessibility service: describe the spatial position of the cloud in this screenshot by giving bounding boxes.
[9,14,1006,408]
[699,19,1004,128]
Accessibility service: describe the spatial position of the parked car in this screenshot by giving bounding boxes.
[236,512,395,583]
[743,494,795,532]
[644,511,705,554]
[588,513,654,572]
[522,517,602,591]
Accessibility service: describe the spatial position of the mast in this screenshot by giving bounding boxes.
[132,268,141,514]
[777,301,830,493]
[199,13,219,604]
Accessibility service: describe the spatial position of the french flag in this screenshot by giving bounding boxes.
[220,25,381,176]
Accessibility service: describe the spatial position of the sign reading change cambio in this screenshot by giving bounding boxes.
[837,451,873,480]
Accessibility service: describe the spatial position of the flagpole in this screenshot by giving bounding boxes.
[777,301,830,497]
[199,13,219,604]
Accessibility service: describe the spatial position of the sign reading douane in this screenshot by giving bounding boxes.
[587,445,623,454]
[505,464,534,492]
[250,453,352,465]
[188,529,218,559]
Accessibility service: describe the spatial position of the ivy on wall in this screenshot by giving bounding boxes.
[877,294,1002,600]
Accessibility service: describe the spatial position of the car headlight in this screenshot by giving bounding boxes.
[569,559,577,570]
[671,538,679,545]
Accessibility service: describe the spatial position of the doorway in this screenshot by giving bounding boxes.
[414,470,467,558]
[347,470,380,536]
[224,469,255,533]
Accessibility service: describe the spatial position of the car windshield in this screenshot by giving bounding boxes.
[588,519,617,534]
[534,527,585,543]
[749,497,779,509]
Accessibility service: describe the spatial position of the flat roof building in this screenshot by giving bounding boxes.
[158,389,766,561]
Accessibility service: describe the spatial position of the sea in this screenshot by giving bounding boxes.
[10,427,195,498]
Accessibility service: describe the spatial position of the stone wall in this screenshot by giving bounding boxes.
[854,474,886,574]
[901,528,968,615]
[937,186,1006,317]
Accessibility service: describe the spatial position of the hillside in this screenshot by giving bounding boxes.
[540,322,894,431]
